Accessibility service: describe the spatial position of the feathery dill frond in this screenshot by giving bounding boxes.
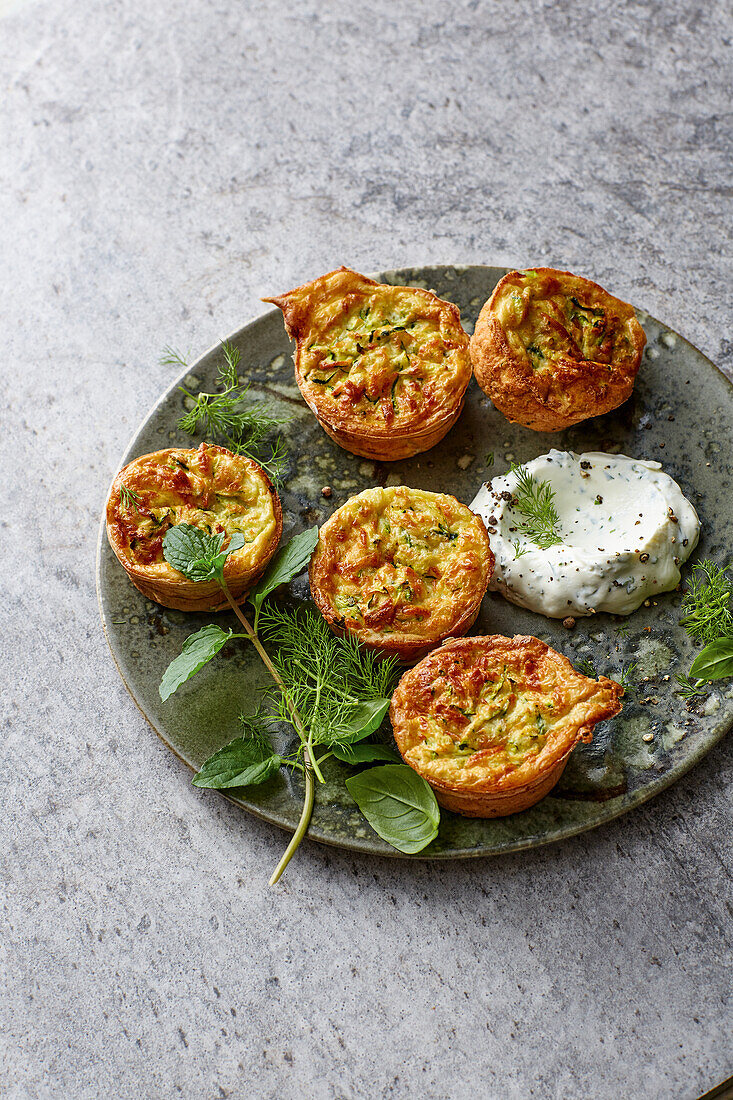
[509,463,563,550]
[168,341,290,484]
[618,662,637,694]
[576,656,598,679]
[680,560,733,645]
[674,673,708,701]
[160,346,190,370]
[238,709,277,753]
[120,484,142,511]
[257,603,400,747]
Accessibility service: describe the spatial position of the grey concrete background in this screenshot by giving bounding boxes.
[1,1,731,1097]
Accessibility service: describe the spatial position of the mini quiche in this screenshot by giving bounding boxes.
[263,267,472,460]
[309,486,493,661]
[470,267,646,431]
[106,442,282,612]
[390,635,623,817]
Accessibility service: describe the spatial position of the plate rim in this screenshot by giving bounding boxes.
[96,263,733,859]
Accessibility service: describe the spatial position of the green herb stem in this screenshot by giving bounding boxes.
[220,581,321,885]
[220,583,325,785]
[268,767,315,886]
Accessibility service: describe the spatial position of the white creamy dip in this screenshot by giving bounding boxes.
[470,450,700,618]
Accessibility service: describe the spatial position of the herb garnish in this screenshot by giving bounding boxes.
[577,656,634,695]
[689,638,733,681]
[576,656,598,679]
[346,765,439,854]
[509,464,563,550]
[679,560,733,645]
[157,524,437,882]
[676,559,733,701]
[674,673,709,702]
[120,484,142,511]
[254,603,397,758]
[164,342,290,483]
[163,525,245,583]
[618,662,637,695]
[192,723,284,789]
[160,622,240,702]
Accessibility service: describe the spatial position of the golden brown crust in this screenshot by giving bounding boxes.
[390,634,623,816]
[470,267,646,432]
[106,443,283,612]
[264,267,471,460]
[309,486,493,661]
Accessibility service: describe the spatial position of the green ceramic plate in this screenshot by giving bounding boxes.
[97,265,733,857]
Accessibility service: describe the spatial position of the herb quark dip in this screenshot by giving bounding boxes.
[471,449,700,618]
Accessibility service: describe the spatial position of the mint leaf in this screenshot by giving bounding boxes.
[248,526,319,628]
[159,624,236,701]
[689,638,733,681]
[193,737,282,788]
[206,531,245,581]
[346,764,440,854]
[162,524,245,583]
[163,525,218,576]
[331,742,401,765]
[330,698,391,745]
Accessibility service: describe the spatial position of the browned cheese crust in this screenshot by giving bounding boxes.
[264,267,472,459]
[106,442,283,611]
[309,486,493,661]
[390,634,623,816]
[470,267,646,432]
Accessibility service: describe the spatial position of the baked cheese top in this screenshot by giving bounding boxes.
[269,268,471,433]
[310,486,491,641]
[492,268,642,375]
[391,636,623,790]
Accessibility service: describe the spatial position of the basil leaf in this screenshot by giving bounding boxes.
[689,638,733,681]
[332,698,391,745]
[248,527,319,627]
[346,764,440,854]
[193,737,282,788]
[159,624,234,701]
[332,742,401,765]
[162,524,245,583]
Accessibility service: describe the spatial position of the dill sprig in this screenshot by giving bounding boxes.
[120,484,142,511]
[618,661,637,695]
[679,560,733,645]
[258,603,400,749]
[238,709,277,750]
[236,710,307,774]
[165,341,290,484]
[577,657,634,693]
[509,463,563,550]
[576,656,598,678]
[674,673,708,701]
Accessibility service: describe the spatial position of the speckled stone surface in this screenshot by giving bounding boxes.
[2,3,732,1099]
